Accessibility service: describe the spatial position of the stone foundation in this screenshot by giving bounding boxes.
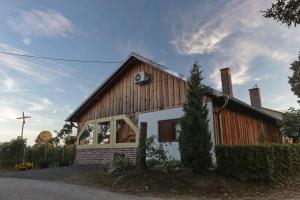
[75,148,137,165]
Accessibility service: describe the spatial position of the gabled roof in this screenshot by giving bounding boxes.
[66,52,280,122]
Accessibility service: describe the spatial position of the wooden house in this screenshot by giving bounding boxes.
[66,52,282,165]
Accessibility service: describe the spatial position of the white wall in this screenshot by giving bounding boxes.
[138,102,216,164]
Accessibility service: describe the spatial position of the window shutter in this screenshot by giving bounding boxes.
[158,119,180,142]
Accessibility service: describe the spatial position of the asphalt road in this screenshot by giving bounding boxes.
[2,177,300,200]
[0,178,163,200]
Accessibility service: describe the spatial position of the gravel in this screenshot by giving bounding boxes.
[0,164,104,181]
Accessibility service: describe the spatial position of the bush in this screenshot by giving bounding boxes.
[37,159,51,169]
[146,159,162,168]
[146,136,167,161]
[216,144,300,181]
[109,154,134,175]
[0,138,75,169]
[163,160,183,172]
[58,160,69,167]
[15,162,34,171]
[0,138,26,168]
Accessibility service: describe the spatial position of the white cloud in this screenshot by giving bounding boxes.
[28,98,53,112]
[171,1,266,55]
[52,105,73,114]
[209,37,294,89]
[0,96,72,145]
[0,106,19,122]
[0,76,15,92]
[9,9,73,43]
[0,42,71,83]
[21,37,32,45]
[253,74,271,82]
[171,29,229,54]
[171,0,299,88]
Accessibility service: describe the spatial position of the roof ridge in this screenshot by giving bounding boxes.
[66,52,281,122]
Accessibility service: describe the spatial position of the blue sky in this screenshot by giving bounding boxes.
[0,0,299,144]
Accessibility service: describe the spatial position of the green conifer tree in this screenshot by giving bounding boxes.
[179,62,212,173]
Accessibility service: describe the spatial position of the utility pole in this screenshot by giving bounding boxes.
[17,112,31,163]
[17,112,31,139]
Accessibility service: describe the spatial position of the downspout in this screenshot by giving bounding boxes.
[217,95,229,144]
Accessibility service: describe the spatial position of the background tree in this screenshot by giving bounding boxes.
[53,122,77,145]
[289,55,300,100]
[263,0,300,27]
[0,137,26,168]
[281,107,300,142]
[35,131,53,159]
[179,62,212,173]
[35,131,53,145]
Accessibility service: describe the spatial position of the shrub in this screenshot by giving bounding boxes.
[15,162,34,171]
[146,159,162,168]
[0,138,26,168]
[58,160,69,167]
[146,136,167,161]
[216,144,300,181]
[163,160,183,172]
[37,159,51,169]
[109,154,134,175]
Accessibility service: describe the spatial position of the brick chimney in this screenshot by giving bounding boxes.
[249,84,262,109]
[220,67,233,97]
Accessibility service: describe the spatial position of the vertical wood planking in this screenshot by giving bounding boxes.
[213,102,281,145]
[78,61,188,122]
[174,78,180,106]
[158,70,163,108]
[153,67,157,110]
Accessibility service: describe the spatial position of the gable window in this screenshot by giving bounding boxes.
[77,115,139,148]
[116,119,136,143]
[97,121,111,144]
[79,123,94,145]
[158,119,181,142]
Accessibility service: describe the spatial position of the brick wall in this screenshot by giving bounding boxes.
[249,86,262,109]
[75,147,137,165]
[220,67,233,97]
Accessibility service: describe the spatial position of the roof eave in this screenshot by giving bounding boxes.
[65,52,137,121]
[66,52,281,123]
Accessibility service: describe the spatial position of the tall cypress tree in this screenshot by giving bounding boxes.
[179,62,212,173]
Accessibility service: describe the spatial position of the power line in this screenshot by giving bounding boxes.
[0,51,123,63]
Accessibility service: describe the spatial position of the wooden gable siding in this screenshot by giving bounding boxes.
[78,62,187,124]
[213,100,281,145]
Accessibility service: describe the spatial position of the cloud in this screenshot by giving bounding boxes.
[209,37,294,89]
[171,0,298,88]
[52,105,73,114]
[0,95,73,144]
[28,98,53,112]
[0,76,15,92]
[0,42,72,83]
[0,106,19,122]
[9,9,73,43]
[21,37,32,45]
[171,0,266,55]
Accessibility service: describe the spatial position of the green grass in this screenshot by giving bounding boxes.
[66,168,274,198]
[0,168,16,172]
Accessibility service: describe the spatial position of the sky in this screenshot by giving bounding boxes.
[0,0,299,145]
